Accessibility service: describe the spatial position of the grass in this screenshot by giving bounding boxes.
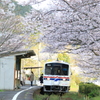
[34,92,86,100]
[62,92,85,100]
[0,90,4,92]
[34,84,100,100]
[49,95,60,100]
[34,84,82,100]
[91,96,100,100]
[34,85,100,100]
[34,92,100,100]
[34,94,48,100]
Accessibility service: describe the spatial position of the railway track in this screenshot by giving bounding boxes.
[42,95,62,100]
[33,87,65,100]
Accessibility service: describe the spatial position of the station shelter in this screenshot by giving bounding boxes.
[0,50,35,90]
[23,66,42,85]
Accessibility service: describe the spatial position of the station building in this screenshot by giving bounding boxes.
[0,50,35,90]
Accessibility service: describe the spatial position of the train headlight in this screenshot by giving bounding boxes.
[47,78,50,80]
[63,79,66,81]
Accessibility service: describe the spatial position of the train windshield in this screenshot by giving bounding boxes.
[45,63,69,75]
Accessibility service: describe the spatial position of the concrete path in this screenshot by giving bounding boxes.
[0,85,41,100]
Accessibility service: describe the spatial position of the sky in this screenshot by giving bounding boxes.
[32,0,53,11]
[15,0,30,5]
[15,0,54,11]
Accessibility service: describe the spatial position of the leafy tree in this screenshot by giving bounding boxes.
[57,53,70,63]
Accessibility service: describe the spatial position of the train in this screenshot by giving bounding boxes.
[42,61,71,93]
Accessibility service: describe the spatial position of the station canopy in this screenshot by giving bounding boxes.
[24,66,42,69]
[0,50,35,58]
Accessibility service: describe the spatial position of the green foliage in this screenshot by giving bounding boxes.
[79,82,100,98]
[89,89,99,98]
[13,0,32,16]
[57,53,70,63]
[14,5,32,16]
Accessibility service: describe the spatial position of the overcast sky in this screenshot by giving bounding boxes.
[15,0,55,12]
[15,0,30,5]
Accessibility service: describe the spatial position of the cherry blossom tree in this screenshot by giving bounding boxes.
[0,0,34,53]
[3,0,99,79]
[25,0,100,80]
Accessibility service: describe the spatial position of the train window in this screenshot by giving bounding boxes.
[45,64,52,75]
[53,66,61,75]
[46,63,51,66]
[62,64,69,75]
[45,63,69,75]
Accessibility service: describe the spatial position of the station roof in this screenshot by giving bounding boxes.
[0,50,36,58]
[24,66,42,69]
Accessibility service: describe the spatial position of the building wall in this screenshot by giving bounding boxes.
[0,56,15,90]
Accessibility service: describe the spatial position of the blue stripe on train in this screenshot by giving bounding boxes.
[44,78,69,81]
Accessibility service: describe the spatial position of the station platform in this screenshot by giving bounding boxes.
[0,85,41,100]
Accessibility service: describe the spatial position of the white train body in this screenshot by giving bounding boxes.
[43,61,71,93]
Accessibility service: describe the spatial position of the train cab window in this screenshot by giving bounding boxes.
[62,64,69,75]
[45,63,69,75]
[53,66,61,75]
[45,64,52,75]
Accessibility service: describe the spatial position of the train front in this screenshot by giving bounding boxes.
[43,61,71,93]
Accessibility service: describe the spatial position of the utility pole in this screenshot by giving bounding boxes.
[38,42,41,78]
